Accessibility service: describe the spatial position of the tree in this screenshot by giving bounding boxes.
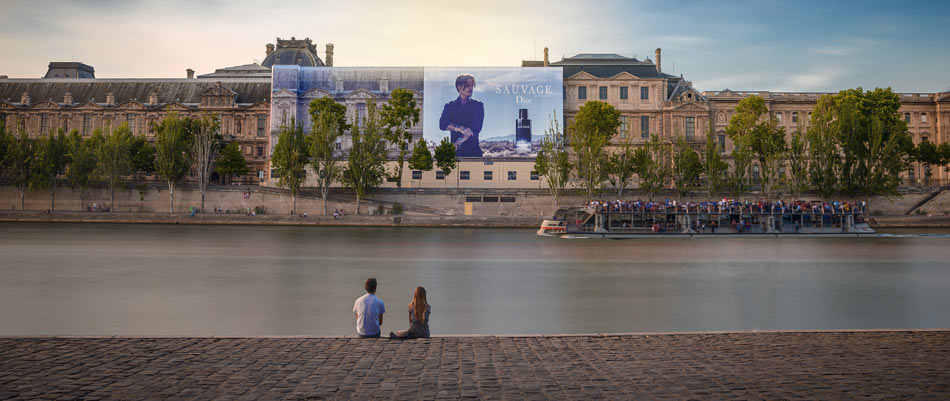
[702,132,729,197]
[379,88,420,187]
[96,125,134,211]
[724,95,787,199]
[342,101,388,215]
[308,111,343,215]
[408,139,433,174]
[65,130,98,211]
[635,134,670,201]
[190,115,223,212]
[4,129,33,211]
[607,136,638,199]
[808,95,840,200]
[938,142,950,177]
[308,96,350,136]
[433,137,458,187]
[671,136,703,200]
[785,127,810,200]
[154,114,192,213]
[216,141,249,185]
[569,101,621,198]
[753,123,788,200]
[271,118,309,215]
[914,140,940,186]
[534,114,571,210]
[31,129,68,211]
[130,134,155,180]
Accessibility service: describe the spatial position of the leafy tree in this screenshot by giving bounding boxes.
[408,139,433,173]
[671,136,703,200]
[607,136,638,199]
[0,122,9,173]
[308,96,350,136]
[379,88,421,187]
[216,141,249,185]
[65,130,98,211]
[753,123,788,200]
[96,125,134,211]
[342,101,388,215]
[31,129,68,211]
[434,137,458,187]
[725,95,787,199]
[785,127,810,200]
[308,111,343,215]
[190,115,223,212]
[728,136,753,197]
[938,142,950,176]
[635,134,670,201]
[569,101,620,198]
[807,95,840,200]
[4,129,33,211]
[534,114,571,210]
[130,134,155,180]
[702,132,729,197]
[915,140,940,186]
[271,118,310,215]
[154,114,193,213]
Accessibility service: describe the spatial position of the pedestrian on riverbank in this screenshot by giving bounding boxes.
[353,278,385,338]
[390,286,430,340]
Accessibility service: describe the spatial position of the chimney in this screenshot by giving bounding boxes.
[63,92,73,104]
[148,92,158,105]
[655,48,662,73]
[186,68,195,79]
[266,43,274,56]
[106,92,115,105]
[543,47,549,67]
[20,92,30,105]
[325,43,334,67]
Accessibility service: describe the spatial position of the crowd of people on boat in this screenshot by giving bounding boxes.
[586,199,866,215]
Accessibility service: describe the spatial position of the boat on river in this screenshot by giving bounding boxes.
[538,200,877,238]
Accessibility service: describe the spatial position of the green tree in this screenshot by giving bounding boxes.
[607,136,638,199]
[570,101,621,198]
[154,114,193,213]
[434,137,458,187]
[671,136,703,200]
[31,129,68,211]
[379,88,421,187]
[635,134,670,201]
[308,96,350,136]
[785,127,810,200]
[915,140,940,186]
[190,115,223,212]
[938,142,950,177]
[534,114,571,210]
[215,141,249,185]
[308,111,343,215]
[342,101,388,215]
[408,139,433,174]
[702,132,729,197]
[96,125,134,211]
[271,118,310,215]
[807,96,840,200]
[130,133,155,180]
[5,130,33,211]
[65,130,98,211]
[725,95,788,199]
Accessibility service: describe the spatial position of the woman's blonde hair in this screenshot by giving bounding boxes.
[409,286,428,324]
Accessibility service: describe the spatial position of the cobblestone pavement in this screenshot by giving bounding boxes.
[1,331,948,400]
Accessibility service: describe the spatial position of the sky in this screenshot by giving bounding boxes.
[1,0,948,93]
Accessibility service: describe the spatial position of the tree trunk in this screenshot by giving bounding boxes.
[355,194,361,215]
[292,192,296,215]
[110,182,115,212]
[168,182,175,213]
[322,187,329,216]
[50,184,56,212]
[79,190,84,212]
[200,186,206,213]
[19,184,25,211]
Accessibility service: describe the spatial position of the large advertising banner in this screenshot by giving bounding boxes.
[423,67,562,158]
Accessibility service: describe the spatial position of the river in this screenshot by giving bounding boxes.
[1,223,949,335]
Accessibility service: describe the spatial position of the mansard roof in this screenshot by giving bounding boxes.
[552,53,677,80]
[272,66,424,96]
[0,78,271,107]
[197,63,271,79]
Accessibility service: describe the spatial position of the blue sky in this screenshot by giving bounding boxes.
[1,0,947,92]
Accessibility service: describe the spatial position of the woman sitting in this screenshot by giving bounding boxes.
[389,286,430,339]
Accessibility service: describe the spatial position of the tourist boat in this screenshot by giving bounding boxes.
[538,201,877,238]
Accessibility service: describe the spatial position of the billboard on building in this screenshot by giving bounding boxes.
[423,67,562,158]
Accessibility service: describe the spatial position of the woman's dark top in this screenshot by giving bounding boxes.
[408,305,431,338]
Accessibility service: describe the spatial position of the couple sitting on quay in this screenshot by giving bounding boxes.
[353,278,430,339]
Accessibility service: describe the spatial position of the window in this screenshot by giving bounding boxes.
[257,146,263,157]
[620,86,628,100]
[236,119,243,134]
[685,117,695,141]
[578,86,587,100]
[436,170,445,180]
[776,112,783,123]
[922,135,929,143]
[466,196,481,202]
[904,113,911,123]
[126,113,135,133]
[500,197,516,203]
[411,170,422,180]
[82,114,92,136]
[640,86,649,100]
[718,134,726,151]
[752,164,760,183]
[484,171,493,180]
[599,86,607,100]
[62,118,68,132]
[40,114,48,134]
[530,171,539,180]
[792,112,798,123]
[482,196,498,203]
[281,109,288,126]
[620,116,628,138]
[257,115,266,137]
[640,116,650,139]
[148,119,155,134]
[460,170,470,180]
[244,145,252,155]
[335,138,342,150]
[921,113,928,124]
[908,167,916,183]
[356,102,366,127]
[508,171,517,180]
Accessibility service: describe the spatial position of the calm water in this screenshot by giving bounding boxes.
[1,223,949,336]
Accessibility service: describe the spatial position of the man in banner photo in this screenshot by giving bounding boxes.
[439,74,484,157]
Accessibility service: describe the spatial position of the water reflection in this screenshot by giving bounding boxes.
[1,223,948,335]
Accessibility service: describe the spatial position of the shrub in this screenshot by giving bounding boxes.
[391,202,403,215]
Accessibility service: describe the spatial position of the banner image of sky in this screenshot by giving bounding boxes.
[423,67,562,158]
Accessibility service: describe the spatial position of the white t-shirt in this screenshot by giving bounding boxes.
[353,293,385,336]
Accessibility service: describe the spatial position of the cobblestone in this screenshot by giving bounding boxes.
[1,331,948,400]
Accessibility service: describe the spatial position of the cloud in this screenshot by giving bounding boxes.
[813,46,857,56]
[783,67,850,91]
